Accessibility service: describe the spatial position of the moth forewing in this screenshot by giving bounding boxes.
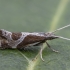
[17,33,47,49]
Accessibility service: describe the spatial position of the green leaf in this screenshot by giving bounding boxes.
[0,0,70,70]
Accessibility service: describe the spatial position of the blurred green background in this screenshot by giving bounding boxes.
[0,0,64,32]
[0,0,70,70]
[0,0,70,32]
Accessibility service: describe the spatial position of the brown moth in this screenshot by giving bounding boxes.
[0,24,70,61]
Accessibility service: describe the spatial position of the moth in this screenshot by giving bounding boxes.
[0,24,70,61]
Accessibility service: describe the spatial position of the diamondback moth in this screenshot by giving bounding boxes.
[0,24,70,61]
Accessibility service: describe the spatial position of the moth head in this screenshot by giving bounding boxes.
[46,24,70,41]
[45,32,59,40]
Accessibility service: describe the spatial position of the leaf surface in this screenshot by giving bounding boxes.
[0,0,70,70]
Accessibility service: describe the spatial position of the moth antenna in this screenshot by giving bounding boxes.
[51,24,70,33]
[54,36,70,41]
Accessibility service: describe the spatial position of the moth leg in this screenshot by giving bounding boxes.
[46,42,59,52]
[34,41,45,46]
[39,45,44,61]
